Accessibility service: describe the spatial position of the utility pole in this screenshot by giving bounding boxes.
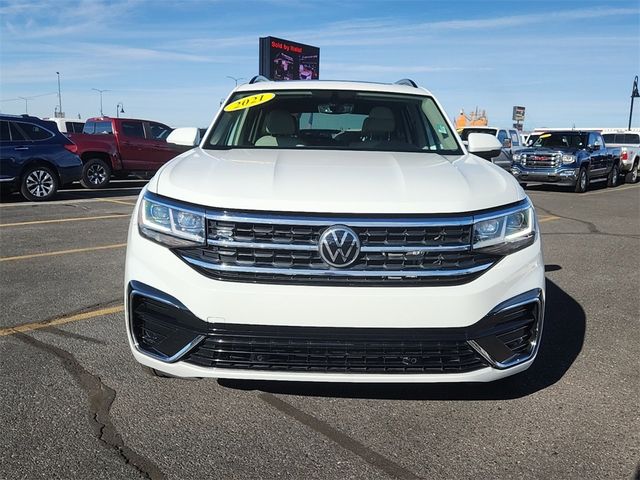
[56,72,63,117]
[629,75,639,130]
[92,88,110,116]
[116,102,125,118]
[226,76,245,87]
[18,96,28,114]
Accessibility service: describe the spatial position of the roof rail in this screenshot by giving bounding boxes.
[249,75,270,84]
[394,79,418,88]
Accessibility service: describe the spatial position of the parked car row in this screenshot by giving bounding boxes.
[0,114,189,201]
[460,125,639,193]
[1,108,638,201]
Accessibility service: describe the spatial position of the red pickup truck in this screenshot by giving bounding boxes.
[67,117,182,188]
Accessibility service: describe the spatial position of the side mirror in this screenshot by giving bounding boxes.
[587,143,601,152]
[166,127,200,147]
[502,138,512,148]
[467,133,503,161]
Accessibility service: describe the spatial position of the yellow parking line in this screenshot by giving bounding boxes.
[100,198,137,206]
[0,214,129,228]
[1,243,126,262]
[538,215,560,223]
[0,305,124,337]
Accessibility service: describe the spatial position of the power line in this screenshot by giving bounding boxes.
[1,91,57,103]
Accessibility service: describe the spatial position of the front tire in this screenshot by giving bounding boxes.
[80,158,112,189]
[20,165,58,201]
[574,167,588,193]
[607,163,619,188]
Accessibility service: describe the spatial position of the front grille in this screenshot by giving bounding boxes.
[182,324,488,373]
[172,207,516,286]
[522,155,559,168]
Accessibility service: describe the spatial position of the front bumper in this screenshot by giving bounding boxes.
[511,165,578,185]
[125,199,546,383]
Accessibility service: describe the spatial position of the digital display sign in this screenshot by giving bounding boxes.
[259,36,319,81]
[512,106,526,122]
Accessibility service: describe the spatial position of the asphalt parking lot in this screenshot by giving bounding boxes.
[1,180,639,480]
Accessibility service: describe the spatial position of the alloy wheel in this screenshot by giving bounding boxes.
[87,163,107,185]
[25,169,54,198]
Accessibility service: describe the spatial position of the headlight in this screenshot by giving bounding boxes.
[512,153,522,163]
[138,192,205,247]
[562,154,576,164]
[473,203,536,254]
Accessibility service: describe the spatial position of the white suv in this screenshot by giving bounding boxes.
[125,78,544,383]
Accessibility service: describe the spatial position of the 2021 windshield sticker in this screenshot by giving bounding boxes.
[224,93,276,112]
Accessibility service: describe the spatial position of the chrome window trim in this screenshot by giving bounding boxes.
[181,254,493,278]
[13,121,56,142]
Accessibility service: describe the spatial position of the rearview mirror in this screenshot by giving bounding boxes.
[467,133,503,160]
[166,127,200,147]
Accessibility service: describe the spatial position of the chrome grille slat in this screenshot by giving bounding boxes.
[522,155,560,168]
[173,208,517,286]
[180,254,494,277]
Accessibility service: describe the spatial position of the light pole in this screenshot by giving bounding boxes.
[92,88,110,116]
[56,72,63,117]
[18,96,28,114]
[116,102,125,118]
[226,76,245,87]
[628,75,639,130]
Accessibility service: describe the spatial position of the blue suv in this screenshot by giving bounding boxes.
[0,115,83,201]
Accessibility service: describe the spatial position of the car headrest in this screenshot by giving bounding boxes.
[264,110,296,136]
[362,107,395,135]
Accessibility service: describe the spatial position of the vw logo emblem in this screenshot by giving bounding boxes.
[318,225,361,268]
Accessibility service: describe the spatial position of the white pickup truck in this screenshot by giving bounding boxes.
[601,130,640,183]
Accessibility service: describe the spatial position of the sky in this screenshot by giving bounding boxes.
[0,0,639,129]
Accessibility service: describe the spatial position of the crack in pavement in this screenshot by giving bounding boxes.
[45,326,108,345]
[14,333,166,480]
[536,206,640,240]
[259,392,423,480]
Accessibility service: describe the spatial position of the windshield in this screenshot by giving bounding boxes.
[533,132,587,149]
[205,90,462,154]
[457,128,497,140]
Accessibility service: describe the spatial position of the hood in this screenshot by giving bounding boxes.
[153,148,524,214]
